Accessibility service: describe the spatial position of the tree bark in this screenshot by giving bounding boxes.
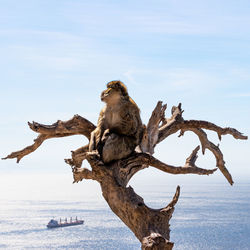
[3,102,247,249]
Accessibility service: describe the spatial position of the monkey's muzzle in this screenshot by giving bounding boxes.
[101,88,112,101]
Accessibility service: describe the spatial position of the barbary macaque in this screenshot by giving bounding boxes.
[89,80,143,163]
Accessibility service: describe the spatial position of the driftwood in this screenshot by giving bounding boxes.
[3,102,247,249]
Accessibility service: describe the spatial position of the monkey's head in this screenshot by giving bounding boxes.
[101,80,128,104]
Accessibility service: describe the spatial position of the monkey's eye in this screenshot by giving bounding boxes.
[103,88,112,96]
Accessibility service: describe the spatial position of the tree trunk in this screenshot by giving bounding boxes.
[98,163,178,249]
[103,184,174,249]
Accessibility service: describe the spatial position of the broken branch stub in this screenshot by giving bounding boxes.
[140,101,167,154]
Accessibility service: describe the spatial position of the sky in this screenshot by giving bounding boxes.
[0,0,249,200]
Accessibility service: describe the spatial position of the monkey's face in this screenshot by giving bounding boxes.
[101,87,122,104]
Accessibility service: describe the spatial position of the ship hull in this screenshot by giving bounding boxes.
[47,220,84,229]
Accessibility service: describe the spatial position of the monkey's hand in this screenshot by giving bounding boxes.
[101,129,110,142]
[87,150,100,159]
[89,127,104,152]
[119,112,139,135]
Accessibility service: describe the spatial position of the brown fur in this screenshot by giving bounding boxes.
[89,80,143,163]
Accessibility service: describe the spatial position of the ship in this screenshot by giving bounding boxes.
[47,217,84,228]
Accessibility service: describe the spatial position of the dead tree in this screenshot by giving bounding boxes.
[3,101,247,249]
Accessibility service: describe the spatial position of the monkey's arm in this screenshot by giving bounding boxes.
[116,106,141,136]
[89,109,106,151]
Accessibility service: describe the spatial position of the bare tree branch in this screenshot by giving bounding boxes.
[182,120,248,140]
[110,147,217,187]
[159,185,180,215]
[2,134,50,163]
[65,145,89,169]
[158,105,247,143]
[157,103,184,142]
[28,114,96,139]
[71,151,108,183]
[72,167,94,183]
[180,128,234,185]
[140,101,167,154]
[2,115,95,163]
[154,103,247,185]
[147,147,217,175]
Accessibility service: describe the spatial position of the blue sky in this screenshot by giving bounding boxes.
[0,0,249,194]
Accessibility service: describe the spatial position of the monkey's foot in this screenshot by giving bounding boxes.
[86,151,104,167]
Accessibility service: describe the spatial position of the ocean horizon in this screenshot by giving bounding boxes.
[0,174,249,249]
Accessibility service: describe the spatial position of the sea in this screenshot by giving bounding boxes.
[0,174,250,250]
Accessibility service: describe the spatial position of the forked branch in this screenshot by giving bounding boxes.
[65,145,89,169]
[154,103,247,185]
[179,128,234,185]
[147,146,217,175]
[158,104,247,143]
[109,146,217,187]
[2,115,95,163]
[28,115,96,139]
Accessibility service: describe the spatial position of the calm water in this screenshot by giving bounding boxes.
[0,183,250,250]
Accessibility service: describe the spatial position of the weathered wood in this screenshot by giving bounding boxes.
[2,115,95,163]
[140,101,167,154]
[3,100,247,249]
[157,104,247,185]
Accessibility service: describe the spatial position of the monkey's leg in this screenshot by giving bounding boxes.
[89,131,96,151]
[102,133,136,163]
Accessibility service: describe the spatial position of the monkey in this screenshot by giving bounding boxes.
[89,80,143,163]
